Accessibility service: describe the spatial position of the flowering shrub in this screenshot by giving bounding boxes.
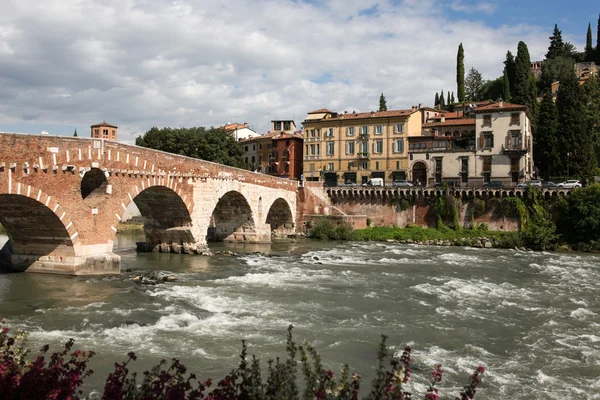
[0,324,484,400]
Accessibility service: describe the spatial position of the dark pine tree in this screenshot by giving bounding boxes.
[73,129,78,137]
[439,91,446,108]
[597,14,600,63]
[457,43,465,102]
[513,41,538,119]
[535,89,560,179]
[585,23,594,62]
[546,24,566,60]
[434,92,439,106]
[504,51,517,97]
[556,69,597,178]
[502,69,511,101]
[450,92,455,104]
[378,93,388,111]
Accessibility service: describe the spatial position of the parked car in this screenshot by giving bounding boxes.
[541,181,558,189]
[362,178,384,187]
[392,180,414,187]
[483,181,504,188]
[557,180,582,188]
[516,180,542,188]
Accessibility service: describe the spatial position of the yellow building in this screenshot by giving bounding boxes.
[301,107,422,185]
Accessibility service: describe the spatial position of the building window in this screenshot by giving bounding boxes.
[346,127,355,136]
[267,144,272,149]
[359,141,369,154]
[245,157,248,164]
[375,161,381,170]
[244,146,248,151]
[346,141,355,155]
[394,123,404,134]
[253,145,256,151]
[393,139,404,153]
[479,133,494,149]
[483,172,491,183]
[286,139,290,147]
[328,162,334,171]
[360,126,369,135]
[309,163,315,172]
[348,162,354,170]
[284,121,291,130]
[434,158,442,183]
[373,140,383,154]
[483,115,492,127]
[251,156,255,164]
[375,125,383,135]
[102,129,108,137]
[360,161,369,170]
[510,113,520,125]
[461,158,469,173]
[326,128,334,137]
[326,142,335,155]
[274,121,282,130]
[509,130,522,149]
[482,156,492,172]
[94,129,99,136]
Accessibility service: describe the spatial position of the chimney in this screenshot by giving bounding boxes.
[499,99,503,107]
[418,103,422,109]
[244,122,248,127]
[441,115,445,123]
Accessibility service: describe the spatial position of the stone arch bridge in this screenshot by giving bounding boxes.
[0,133,298,275]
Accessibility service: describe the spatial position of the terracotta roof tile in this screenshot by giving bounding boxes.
[90,121,118,128]
[473,102,526,112]
[327,109,418,121]
[308,108,335,114]
[423,118,476,128]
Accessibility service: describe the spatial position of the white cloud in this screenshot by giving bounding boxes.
[0,0,552,142]
[449,0,497,15]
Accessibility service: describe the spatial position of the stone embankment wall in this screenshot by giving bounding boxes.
[299,185,519,231]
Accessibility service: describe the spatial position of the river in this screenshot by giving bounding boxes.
[1,234,599,399]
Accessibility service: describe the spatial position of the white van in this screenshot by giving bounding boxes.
[362,178,384,187]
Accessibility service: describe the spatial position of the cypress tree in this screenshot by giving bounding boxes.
[504,51,517,97]
[73,129,78,137]
[502,69,511,102]
[597,14,600,62]
[450,92,455,104]
[434,92,439,106]
[378,93,388,111]
[440,91,446,108]
[535,89,560,179]
[546,24,566,60]
[556,69,596,178]
[513,41,538,119]
[457,43,465,102]
[585,23,594,61]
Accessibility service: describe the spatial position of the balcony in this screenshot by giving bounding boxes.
[501,142,527,155]
[304,155,321,161]
[358,152,370,159]
[304,136,321,142]
[359,132,369,139]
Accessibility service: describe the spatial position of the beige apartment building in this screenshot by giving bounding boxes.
[301,107,422,186]
[409,101,533,187]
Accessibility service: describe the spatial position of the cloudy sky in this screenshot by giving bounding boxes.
[0,0,596,143]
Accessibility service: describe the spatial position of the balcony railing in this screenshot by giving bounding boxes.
[304,155,321,160]
[359,132,369,139]
[304,136,321,142]
[358,152,370,159]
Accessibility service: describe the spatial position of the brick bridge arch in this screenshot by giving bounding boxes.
[0,184,84,273]
[0,133,299,275]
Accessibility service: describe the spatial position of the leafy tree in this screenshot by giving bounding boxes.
[556,68,596,178]
[457,43,465,102]
[479,76,503,102]
[539,56,574,91]
[465,68,485,101]
[557,185,600,244]
[378,93,387,111]
[504,51,517,97]
[546,24,566,60]
[502,69,511,101]
[582,75,600,162]
[585,23,594,61]
[513,41,538,119]
[73,129,78,137]
[434,92,439,106]
[534,89,561,179]
[136,126,247,169]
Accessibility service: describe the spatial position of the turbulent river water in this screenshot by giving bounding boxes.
[1,234,600,399]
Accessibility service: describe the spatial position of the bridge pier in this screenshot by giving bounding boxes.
[0,243,120,275]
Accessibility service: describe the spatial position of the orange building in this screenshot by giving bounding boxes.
[90,121,118,140]
[271,131,303,180]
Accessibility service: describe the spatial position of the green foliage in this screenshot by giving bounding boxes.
[366,218,372,227]
[308,220,356,240]
[434,195,458,229]
[399,198,410,211]
[585,23,594,61]
[556,67,596,179]
[479,76,504,101]
[457,43,465,102]
[439,90,446,108]
[597,14,600,63]
[546,24,567,60]
[378,93,387,112]
[502,69,511,102]
[513,41,538,119]
[535,89,561,179]
[73,129,78,137]
[556,185,600,244]
[472,198,486,217]
[539,56,574,91]
[504,51,516,100]
[465,67,485,101]
[520,189,558,250]
[434,92,439,106]
[136,126,246,169]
